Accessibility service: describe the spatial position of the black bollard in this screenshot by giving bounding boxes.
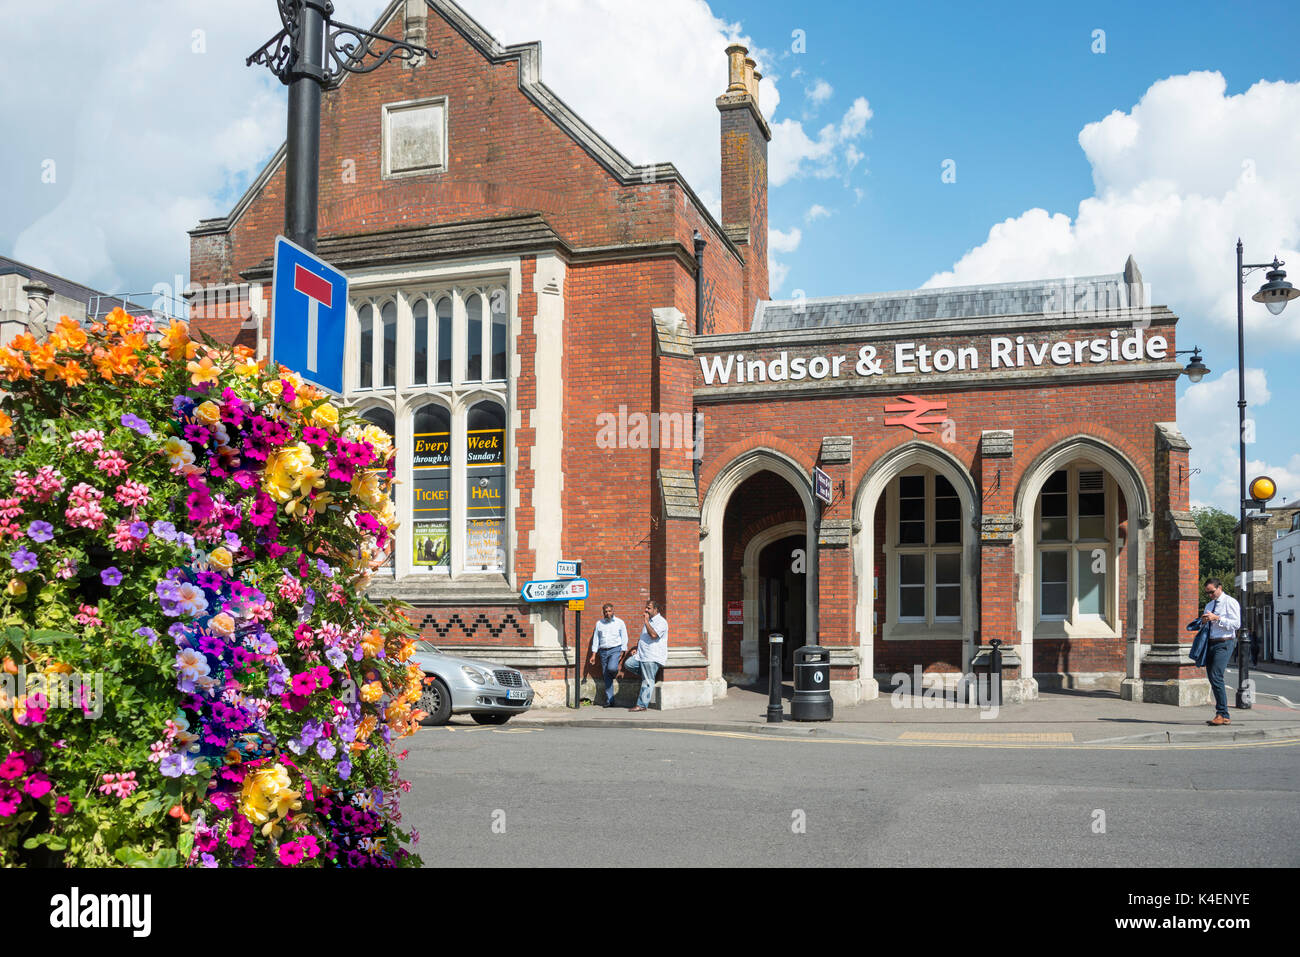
[767,633,784,723]
[989,638,1003,707]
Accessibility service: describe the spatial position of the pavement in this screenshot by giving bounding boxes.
[504,684,1300,746]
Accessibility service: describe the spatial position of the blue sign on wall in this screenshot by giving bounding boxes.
[270,236,348,394]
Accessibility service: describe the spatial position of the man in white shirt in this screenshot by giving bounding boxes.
[1201,577,1241,726]
[587,603,628,707]
[623,599,668,711]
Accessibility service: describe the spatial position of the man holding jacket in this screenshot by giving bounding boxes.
[1201,578,1241,726]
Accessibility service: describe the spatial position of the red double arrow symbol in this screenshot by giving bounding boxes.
[883,395,949,434]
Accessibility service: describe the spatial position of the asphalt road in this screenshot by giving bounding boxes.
[1226,666,1300,704]
[401,725,1300,867]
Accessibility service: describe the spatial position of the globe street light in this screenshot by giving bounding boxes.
[1178,347,1210,383]
[1233,242,1294,709]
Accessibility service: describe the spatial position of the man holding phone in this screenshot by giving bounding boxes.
[1201,577,1241,726]
[623,599,668,712]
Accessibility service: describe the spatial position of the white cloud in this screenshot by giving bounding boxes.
[769,96,874,186]
[922,73,1300,346]
[805,204,832,223]
[768,226,803,293]
[917,71,1300,511]
[805,78,833,107]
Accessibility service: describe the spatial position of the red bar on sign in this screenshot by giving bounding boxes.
[294,264,333,307]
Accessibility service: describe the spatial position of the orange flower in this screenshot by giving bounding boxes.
[28,343,57,372]
[162,319,190,361]
[93,345,139,381]
[7,333,37,353]
[58,360,89,387]
[0,410,11,437]
[0,348,31,381]
[49,317,87,351]
[186,355,221,386]
[136,363,164,386]
[105,307,133,335]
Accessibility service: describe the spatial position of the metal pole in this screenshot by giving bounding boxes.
[286,0,327,252]
[1236,240,1253,709]
[574,607,582,709]
[767,634,784,723]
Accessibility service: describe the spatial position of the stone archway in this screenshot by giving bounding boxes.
[700,450,816,700]
[1013,436,1151,693]
[852,442,980,699]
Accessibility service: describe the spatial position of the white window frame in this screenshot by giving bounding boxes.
[344,269,514,583]
[884,468,964,635]
[1033,465,1118,633]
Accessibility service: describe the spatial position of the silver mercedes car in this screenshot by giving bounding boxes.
[411,639,534,725]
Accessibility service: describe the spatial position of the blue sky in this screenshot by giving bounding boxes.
[1,0,1297,511]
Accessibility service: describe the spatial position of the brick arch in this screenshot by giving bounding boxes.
[727,505,807,563]
[850,434,978,499]
[1013,425,1151,507]
[699,429,812,502]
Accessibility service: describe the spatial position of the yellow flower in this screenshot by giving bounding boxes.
[238,763,301,827]
[208,547,234,575]
[310,402,340,431]
[263,379,283,399]
[186,355,220,387]
[6,579,27,600]
[194,400,222,426]
[208,611,236,637]
[350,471,385,509]
[164,436,196,470]
[42,661,73,675]
[359,681,383,703]
[360,424,393,460]
[233,358,260,377]
[264,442,324,504]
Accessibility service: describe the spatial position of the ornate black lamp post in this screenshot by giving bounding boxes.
[1231,242,1297,708]
[248,0,437,252]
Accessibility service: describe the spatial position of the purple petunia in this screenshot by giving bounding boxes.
[120,413,153,437]
[152,520,177,542]
[100,567,122,587]
[135,627,159,646]
[128,521,149,540]
[26,521,53,543]
[9,547,38,573]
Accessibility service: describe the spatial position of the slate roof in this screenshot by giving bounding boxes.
[241,214,564,281]
[753,260,1144,332]
[0,255,153,317]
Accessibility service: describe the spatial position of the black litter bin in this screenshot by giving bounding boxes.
[791,645,833,721]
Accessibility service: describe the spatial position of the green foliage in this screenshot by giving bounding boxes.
[1194,506,1238,597]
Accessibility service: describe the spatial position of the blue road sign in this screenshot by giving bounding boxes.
[271,235,348,394]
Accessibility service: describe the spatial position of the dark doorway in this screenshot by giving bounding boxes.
[757,534,806,677]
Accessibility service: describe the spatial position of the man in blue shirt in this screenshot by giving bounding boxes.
[587,603,628,707]
[1201,578,1241,726]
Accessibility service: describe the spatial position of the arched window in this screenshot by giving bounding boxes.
[412,404,451,572]
[465,400,505,571]
[1035,465,1114,625]
[887,469,963,627]
[358,304,374,388]
[412,299,429,387]
[489,288,507,381]
[380,301,396,388]
[435,297,452,384]
[465,293,484,382]
[360,406,395,436]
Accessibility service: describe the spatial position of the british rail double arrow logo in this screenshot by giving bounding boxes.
[883,395,949,434]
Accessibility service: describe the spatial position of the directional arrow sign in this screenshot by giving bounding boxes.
[521,578,589,603]
[271,235,348,394]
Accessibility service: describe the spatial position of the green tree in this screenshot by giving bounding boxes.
[1193,506,1238,598]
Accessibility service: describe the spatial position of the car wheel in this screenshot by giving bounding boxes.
[420,677,452,725]
[471,713,511,725]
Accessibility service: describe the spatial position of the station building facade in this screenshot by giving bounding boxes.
[188,0,1208,708]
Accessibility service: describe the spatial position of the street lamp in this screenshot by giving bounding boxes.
[1177,347,1210,383]
[1231,242,1295,709]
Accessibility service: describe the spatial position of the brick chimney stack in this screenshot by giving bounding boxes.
[718,44,771,325]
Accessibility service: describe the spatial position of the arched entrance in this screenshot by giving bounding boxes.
[701,451,816,696]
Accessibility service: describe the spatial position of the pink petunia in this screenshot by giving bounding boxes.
[22,772,51,799]
[53,795,72,815]
[290,672,316,696]
[278,841,305,866]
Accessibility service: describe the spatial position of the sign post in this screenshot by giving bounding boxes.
[523,575,588,709]
[271,236,348,393]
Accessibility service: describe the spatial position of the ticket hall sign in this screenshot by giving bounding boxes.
[697,327,1170,386]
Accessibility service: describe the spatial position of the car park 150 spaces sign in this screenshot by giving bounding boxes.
[697,327,1171,386]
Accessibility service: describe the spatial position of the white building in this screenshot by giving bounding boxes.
[1272,511,1300,664]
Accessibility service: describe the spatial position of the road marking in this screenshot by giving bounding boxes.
[900,731,1074,742]
[638,727,1300,751]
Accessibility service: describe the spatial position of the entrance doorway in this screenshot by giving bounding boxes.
[757,534,806,677]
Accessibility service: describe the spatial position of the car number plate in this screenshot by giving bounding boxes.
[507,688,529,700]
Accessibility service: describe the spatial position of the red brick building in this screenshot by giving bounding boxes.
[189,0,1208,708]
